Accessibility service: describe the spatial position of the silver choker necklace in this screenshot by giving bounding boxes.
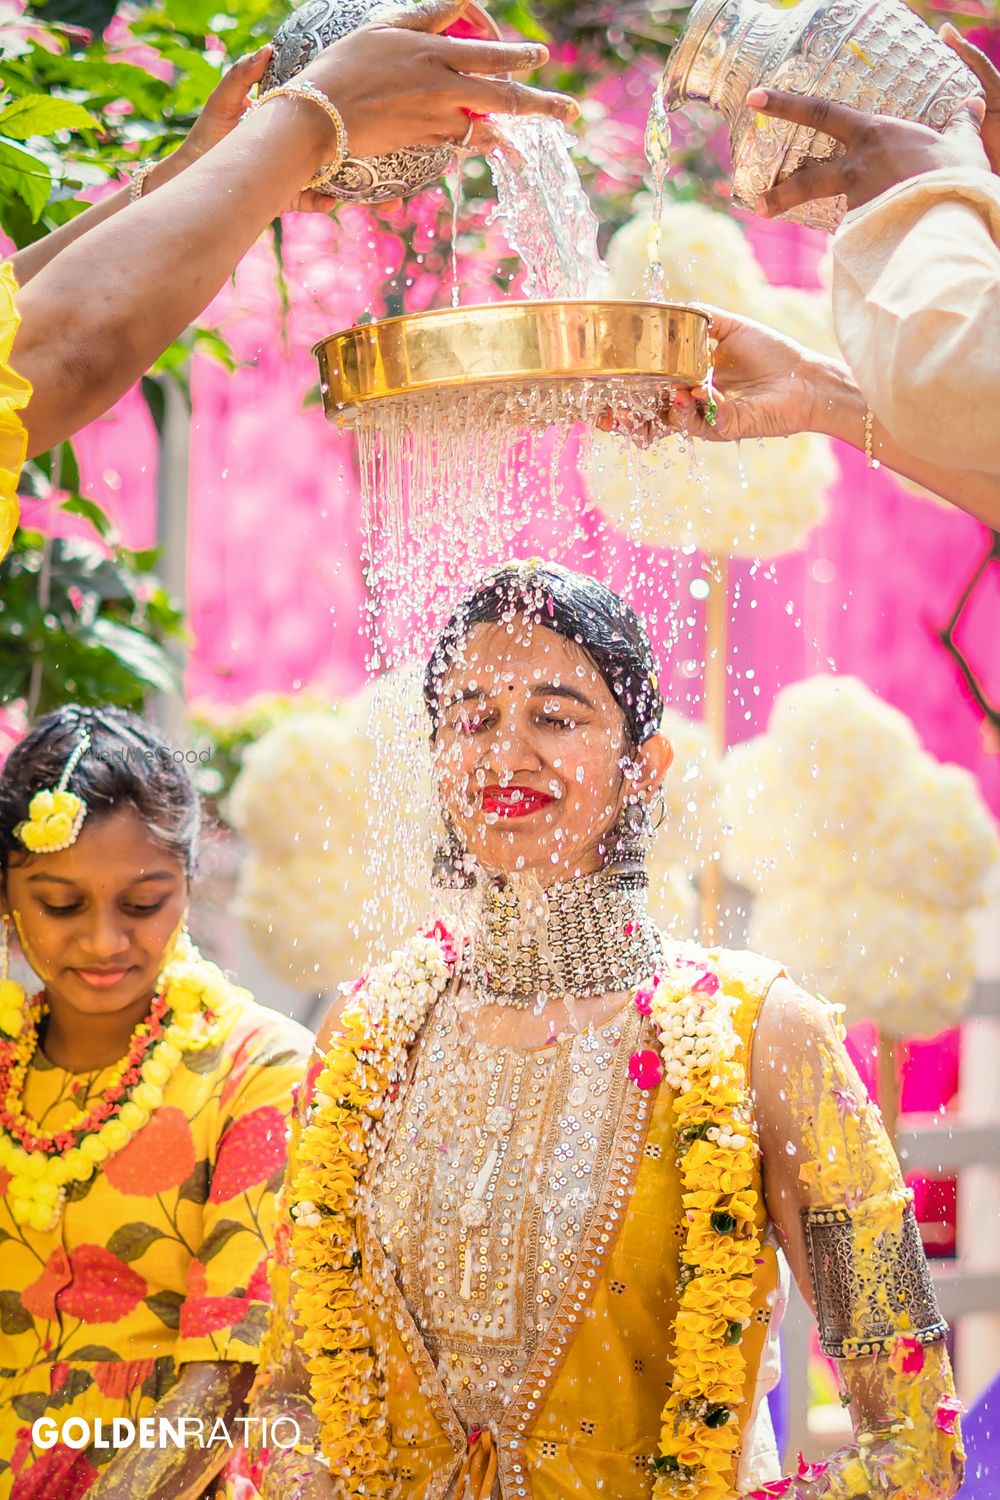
[465,868,664,1008]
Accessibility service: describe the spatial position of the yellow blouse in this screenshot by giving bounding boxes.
[0,996,311,1498]
[0,262,30,558]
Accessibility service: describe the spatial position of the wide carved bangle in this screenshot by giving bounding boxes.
[249,79,349,191]
[802,1195,947,1360]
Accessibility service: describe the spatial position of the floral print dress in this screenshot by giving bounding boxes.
[0,998,312,1499]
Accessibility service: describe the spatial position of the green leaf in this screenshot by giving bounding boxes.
[81,619,183,694]
[13,1392,51,1421]
[107,1222,168,1263]
[49,1368,95,1408]
[0,140,52,221]
[197,1218,250,1264]
[181,1040,224,1075]
[178,1156,211,1205]
[54,439,81,494]
[229,1302,269,1346]
[141,375,166,438]
[60,495,114,541]
[191,327,238,373]
[72,1344,121,1361]
[0,1289,32,1335]
[144,1289,185,1329]
[64,1170,97,1204]
[0,94,98,140]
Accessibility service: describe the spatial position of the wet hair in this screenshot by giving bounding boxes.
[0,705,200,876]
[424,562,665,748]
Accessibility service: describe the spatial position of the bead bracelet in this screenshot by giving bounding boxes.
[250,79,349,191]
[864,404,881,470]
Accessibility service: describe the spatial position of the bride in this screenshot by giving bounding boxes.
[247,561,963,1500]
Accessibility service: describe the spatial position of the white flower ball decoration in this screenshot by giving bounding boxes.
[228,671,437,990]
[644,708,725,937]
[586,200,838,560]
[720,675,1000,1035]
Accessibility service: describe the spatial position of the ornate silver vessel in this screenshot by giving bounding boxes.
[263,0,499,203]
[662,0,981,232]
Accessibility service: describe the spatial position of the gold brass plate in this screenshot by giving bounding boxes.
[313,300,712,424]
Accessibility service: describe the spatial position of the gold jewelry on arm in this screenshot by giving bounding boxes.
[128,160,157,204]
[248,80,349,191]
[864,404,881,470]
[803,1195,947,1360]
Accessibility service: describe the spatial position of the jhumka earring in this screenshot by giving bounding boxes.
[604,796,662,888]
[431,818,477,890]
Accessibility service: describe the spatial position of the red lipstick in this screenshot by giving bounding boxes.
[481,785,555,819]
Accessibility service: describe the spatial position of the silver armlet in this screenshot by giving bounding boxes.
[802,1197,947,1360]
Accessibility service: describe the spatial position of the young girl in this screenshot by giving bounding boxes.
[0,706,312,1499]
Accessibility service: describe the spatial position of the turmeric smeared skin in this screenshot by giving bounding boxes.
[750,981,963,1499]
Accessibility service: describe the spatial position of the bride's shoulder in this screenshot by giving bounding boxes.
[661,937,840,1045]
[313,924,458,1059]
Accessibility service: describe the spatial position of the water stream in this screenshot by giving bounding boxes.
[485,116,607,300]
[643,87,673,298]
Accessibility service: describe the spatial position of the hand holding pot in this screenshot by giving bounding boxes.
[747,87,990,217]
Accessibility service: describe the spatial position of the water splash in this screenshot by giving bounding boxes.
[354,378,670,668]
[486,116,608,299]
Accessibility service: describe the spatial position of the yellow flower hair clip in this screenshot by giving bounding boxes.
[15,731,92,854]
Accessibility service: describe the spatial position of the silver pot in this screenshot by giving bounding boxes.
[263,0,499,203]
[662,0,982,232]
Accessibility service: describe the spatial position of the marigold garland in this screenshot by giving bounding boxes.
[287,925,457,1494]
[288,932,758,1496]
[636,952,761,1500]
[0,932,245,1232]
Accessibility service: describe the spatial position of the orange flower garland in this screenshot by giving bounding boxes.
[0,932,244,1231]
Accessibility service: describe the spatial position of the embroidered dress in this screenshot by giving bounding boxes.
[0,263,31,559]
[372,994,648,1433]
[0,999,311,1499]
[363,962,786,1499]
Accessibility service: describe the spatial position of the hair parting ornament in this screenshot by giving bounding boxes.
[14,730,92,855]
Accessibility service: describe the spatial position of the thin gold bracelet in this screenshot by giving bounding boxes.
[129,159,157,204]
[250,79,349,191]
[864,404,881,471]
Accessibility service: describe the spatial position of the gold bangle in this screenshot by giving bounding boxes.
[864,404,881,471]
[250,79,349,191]
[129,159,156,204]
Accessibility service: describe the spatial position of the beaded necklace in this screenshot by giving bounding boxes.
[0,933,245,1233]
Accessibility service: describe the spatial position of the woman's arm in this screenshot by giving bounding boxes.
[10,0,576,459]
[751,979,964,1498]
[86,1360,257,1500]
[663,310,1000,529]
[8,48,273,288]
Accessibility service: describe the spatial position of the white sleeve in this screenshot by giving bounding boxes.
[833,167,1000,476]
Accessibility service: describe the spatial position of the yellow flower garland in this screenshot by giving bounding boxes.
[0,932,245,1231]
[287,928,456,1493]
[644,955,761,1500]
[287,936,758,1496]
